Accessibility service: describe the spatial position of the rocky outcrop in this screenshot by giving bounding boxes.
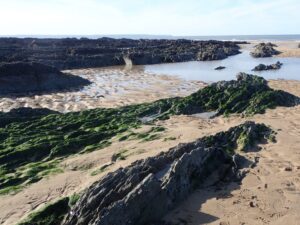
[63,122,274,225]
[250,42,281,58]
[1,75,298,197]
[252,61,283,71]
[0,38,244,69]
[0,62,91,95]
[0,107,59,128]
[215,66,226,70]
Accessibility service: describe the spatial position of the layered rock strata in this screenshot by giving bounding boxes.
[63,122,273,225]
[0,38,244,69]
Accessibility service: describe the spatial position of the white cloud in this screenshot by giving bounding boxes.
[0,0,299,35]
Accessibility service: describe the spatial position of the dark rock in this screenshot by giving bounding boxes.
[0,62,91,95]
[214,66,226,70]
[63,122,273,225]
[250,42,281,58]
[0,107,59,127]
[0,38,242,69]
[285,167,292,171]
[249,201,256,207]
[252,61,283,71]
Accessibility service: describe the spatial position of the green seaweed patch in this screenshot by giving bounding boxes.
[81,140,112,154]
[90,163,111,176]
[201,121,275,155]
[69,193,81,206]
[17,197,70,225]
[118,126,166,142]
[0,160,63,195]
[163,136,177,142]
[17,192,82,225]
[0,74,297,194]
[111,149,129,162]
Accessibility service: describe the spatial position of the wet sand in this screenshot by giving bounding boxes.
[1,79,300,225]
[0,67,204,113]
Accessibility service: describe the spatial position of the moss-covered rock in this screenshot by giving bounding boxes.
[0,74,298,194]
[63,121,275,225]
[17,197,70,225]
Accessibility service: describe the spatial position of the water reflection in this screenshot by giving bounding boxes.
[144,50,300,82]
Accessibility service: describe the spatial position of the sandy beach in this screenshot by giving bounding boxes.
[1,79,300,225]
[246,41,300,58]
[1,41,300,225]
[0,67,204,113]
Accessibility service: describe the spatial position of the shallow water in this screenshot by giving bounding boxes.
[144,50,300,82]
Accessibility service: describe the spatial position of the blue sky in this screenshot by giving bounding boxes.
[0,0,299,35]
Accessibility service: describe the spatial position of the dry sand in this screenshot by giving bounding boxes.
[247,41,300,58]
[0,73,300,224]
[274,41,300,58]
[164,80,300,225]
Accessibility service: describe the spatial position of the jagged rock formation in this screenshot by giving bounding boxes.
[63,122,274,225]
[0,38,244,69]
[0,75,299,196]
[252,61,283,71]
[214,66,226,70]
[250,43,281,58]
[0,62,91,95]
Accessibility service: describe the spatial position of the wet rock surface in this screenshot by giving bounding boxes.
[63,122,273,225]
[252,61,283,71]
[0,107,59,128]
[0,62,91,95]
[0,74,298,198]
[214,66,226,70]
[250,43,281,58]
[0,38,244,69]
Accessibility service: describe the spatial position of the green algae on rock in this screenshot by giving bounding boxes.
[16,121,275,225]
[62,121,275,225]
[0,74,298,194]
[17,197,70,225]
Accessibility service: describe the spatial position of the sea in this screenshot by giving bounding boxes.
[0,34,300,41]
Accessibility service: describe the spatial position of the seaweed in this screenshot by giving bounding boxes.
[0,74,298,194]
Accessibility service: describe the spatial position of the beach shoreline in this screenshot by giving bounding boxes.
[0,39,300,225]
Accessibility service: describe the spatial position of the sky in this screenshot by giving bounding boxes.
[0,0,299,36]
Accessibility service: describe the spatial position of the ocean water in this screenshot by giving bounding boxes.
[1,34,300,41]
[143,50,300,82]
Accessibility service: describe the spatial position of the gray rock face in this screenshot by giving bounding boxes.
[252,61,283,71]
[0,62,91,95]
[250,42,281,58]
[0,38,244,69]
[63,122,273,225]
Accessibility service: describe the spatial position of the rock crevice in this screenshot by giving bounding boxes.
[63,122,274,225]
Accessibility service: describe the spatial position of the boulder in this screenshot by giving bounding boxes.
[252,61,283,71]
[250,42,281,58]
[0,62,91,95]
[215,66,226,70]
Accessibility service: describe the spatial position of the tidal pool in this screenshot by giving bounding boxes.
[143,50,300,82]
